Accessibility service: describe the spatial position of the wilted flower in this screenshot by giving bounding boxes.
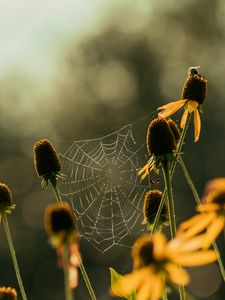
[0,287,17,300]
[138,118,176,180]
[111,233,217,300]
[0,183,16,214]
[142,190,168,231]
[158,67,207,142]
[45,203,81,289]
[179,182,225,249]
[34,139,61,187]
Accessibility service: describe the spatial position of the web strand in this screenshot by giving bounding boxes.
[59,124,152,253]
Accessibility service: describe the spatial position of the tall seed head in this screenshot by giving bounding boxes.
[181,72,207,105]
[45,203,77,247]
[0,183,15,214]
[143,190,168,230]
[147,118,176,156]
[34,139,61,185]
[168,119,181,144]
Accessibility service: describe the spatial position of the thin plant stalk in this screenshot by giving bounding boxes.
[63,245,74,300]
[151,114,192,234]
[161,160,186,300]
[178,155,225,281]
[50,180,63,205]
[2,213,28,300]
[161,160,176,238]
[50,182,97,300]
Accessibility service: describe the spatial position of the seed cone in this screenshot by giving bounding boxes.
[147,118,176,156]
[0,287,17,300]
[34,139,61,178]
[181,73,207,105]
[143,190,168,228]
[0,183,15,214]
[132,236,156,269]
[168,119,181,144]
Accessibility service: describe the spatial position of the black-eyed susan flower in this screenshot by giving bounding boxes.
[142,190,168,231]
[0,287,17,300]
[45,203,81,289]
[34,139,61,187]
[138,118,176,180]
[111,233,217,300]
[158,67,207,142]
[0,183,16,214]
[178,183,225,249]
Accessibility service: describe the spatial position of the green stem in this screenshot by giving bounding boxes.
[63,245,74,300]
[150,114,191,235]
[178,155,225,282]
[50,180,63,204]
[162,160,176,238]
[162,284,168,300]
[162,160,186,300]
[79,261,97,300]
[2,214,28,300]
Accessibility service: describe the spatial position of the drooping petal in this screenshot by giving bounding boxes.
[170,235,204,255]
[202,216,225,249]
[187,100,199,113]
[180,109,189,129]
[69,267,78,289]
[194,109,201,142]
[165,263,190,285]
[150,277,164,300]
[111,268,149,297]
[196,203,221,212]
[158,100,186,119]
[178,213,216,240]
[178,214,203,231]
[175,250,217,266]
[153,232,167,259]
[136,277,154,300]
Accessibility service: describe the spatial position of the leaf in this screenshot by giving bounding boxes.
[109,267,136,300]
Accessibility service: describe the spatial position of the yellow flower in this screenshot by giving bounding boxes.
[111,233,217,300]
[0,287,17,300]
[158,67,207,142]
[178,182,225,249]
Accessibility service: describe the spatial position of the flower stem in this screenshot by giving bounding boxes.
[178,155,225,281]
[63,245,74,300]
[2,213,28,300]
[50,180,63,204]
[79,260,97,300]
[162,160,176,238]
[150,113,192,234]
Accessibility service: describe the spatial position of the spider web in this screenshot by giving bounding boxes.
[59,124,151,253]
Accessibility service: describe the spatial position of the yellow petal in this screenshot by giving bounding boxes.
[178,214,203,231]
[158,100,186,119]
[136,277,154,300]
[180,109,189,129]
[196,203,221,212]
[153,233,167,259]
[202,216,225,249]
[194,109,201,142]
[158,100,186,110]
[178,213,215,240]
[111,268,149,296]
[175,250,217,266]
[150,277,163,300]
[138,162,152,180]
[165,263,190,285]
[187,100,199,113]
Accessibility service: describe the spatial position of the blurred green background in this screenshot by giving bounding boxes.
[0,0,224,299]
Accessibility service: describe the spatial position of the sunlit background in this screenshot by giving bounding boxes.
[0,0,225,299]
